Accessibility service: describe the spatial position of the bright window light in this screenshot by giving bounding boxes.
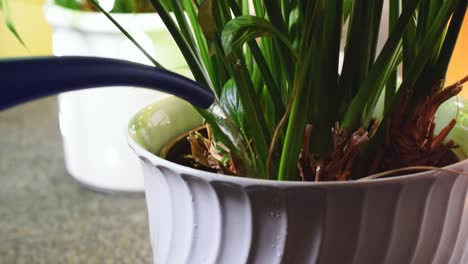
[98,0,115,12]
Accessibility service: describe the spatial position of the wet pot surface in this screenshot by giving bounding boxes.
[127,96,468,264]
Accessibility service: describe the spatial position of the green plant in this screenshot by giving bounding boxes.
[92,0,467,181]
[1,0,25,46]
[4,0,467,181]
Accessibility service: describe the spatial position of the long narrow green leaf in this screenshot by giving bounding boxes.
[398,0,460,98]
[226,0,286,118]
[278,1,323,180]
[182,0,218,92]
[263,0,288,34]
[431,0,468,84]
[221,15,297,59]
[149,0,211,86]
[300,0,343,156]
[54,0,81,10]
[249,41,285,113]
[423,1,446,69]
[204,2,272,177]
[217,0,233,25]
[341,0,419,131]
[282,0,291,26]
[356,0,463,179]
[169,1,199,56]
[228,55,270,178]
[274,1,312,171]
[111,0,136,13]
[208,0,239,91]
[315,0,343,125]
[252,0,265,17]
[278,51,314,181]
[263,0,294,87]
[343,0,352,22]
[241,0,249,15]
[90,0,162,67]
[369,0,384,64]
[1,0,25,47]
[402,0,417,78]
[416,1,430,42]
[384,0,400,113]
[339,0,382,107]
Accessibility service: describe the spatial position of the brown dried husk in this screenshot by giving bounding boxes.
[297,77,467,181]
[368,77,467,175]
[298,123,371,181]
[186,124,243,175]
[187,77,467,181]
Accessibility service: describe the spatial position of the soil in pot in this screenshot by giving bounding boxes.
[161,125,463,181]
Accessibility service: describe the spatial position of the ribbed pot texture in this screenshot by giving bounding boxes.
[127,97,468,264]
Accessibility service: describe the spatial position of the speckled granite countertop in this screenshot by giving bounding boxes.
[0,97,152,263]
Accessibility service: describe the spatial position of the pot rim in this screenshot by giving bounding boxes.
[126,122,468,188]
[43,2,165,32]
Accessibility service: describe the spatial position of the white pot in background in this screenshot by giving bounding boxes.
[127,96,468,264]
[44,4,188,192]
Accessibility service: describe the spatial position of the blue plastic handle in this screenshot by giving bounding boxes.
[0,56,215,110]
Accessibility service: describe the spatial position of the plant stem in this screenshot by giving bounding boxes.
[149,0,211,87]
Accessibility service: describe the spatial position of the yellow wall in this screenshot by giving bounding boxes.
[0,0,51,57]
[446,12,468,98]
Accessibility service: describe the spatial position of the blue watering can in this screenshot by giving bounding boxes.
[0,56,215,110]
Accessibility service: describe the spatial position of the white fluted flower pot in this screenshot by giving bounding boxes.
[127,96,468,264]
[44,4,189,192]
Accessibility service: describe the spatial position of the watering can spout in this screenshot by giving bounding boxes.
[0,56,215,110]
